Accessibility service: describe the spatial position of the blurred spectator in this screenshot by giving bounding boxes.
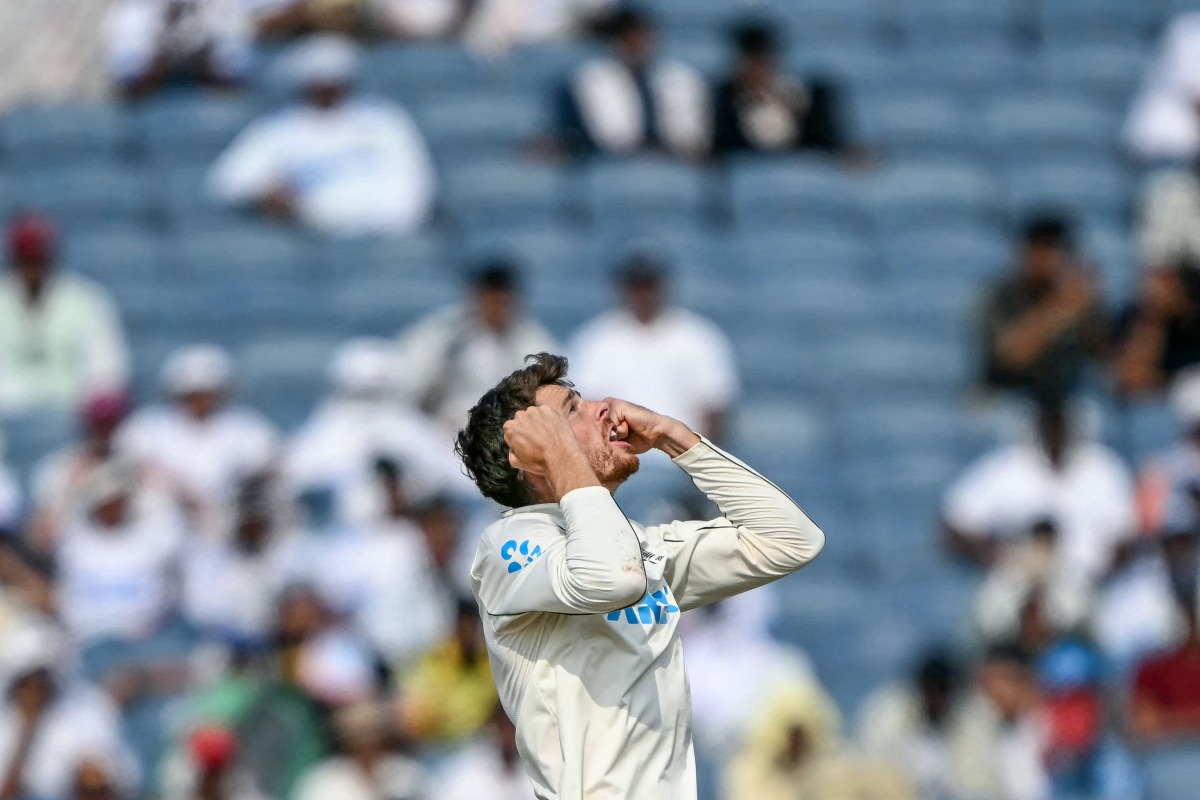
[121,344,279,519]
[558,6,710,158]
[182,478,311,646]
[54,463,186,645]
[395,263,557,436]
[0,622,138,800]
[973,520,1092,648]
[27,391,134,554]
[313,466,457,665]
[1138,162,1200,269]
[370,0,475,40]
[395,598,496,744]
[942,404,1136,582]
[431,707,532,799]
[570,252,738,443]
[164,725,269,800]
[1129,595,1200,743]
[1114,261,1200,397]
[251,0,363,39]
[857,650,963,799]
[0,214,130,418]
[68,756,130,800]
[948,645,1051,800]
[207,35,436,237]
[726,681,916,800]
[104,0,253,99]
[293,703,425,800]
[286,338,467,521]
[1125,13,1200,163]
[977,216,1107,405]
[0,0,112,111]
[463,0,613,54]
[0,449,18,538]
[713,21,847,158]
[1136,373,1200,536]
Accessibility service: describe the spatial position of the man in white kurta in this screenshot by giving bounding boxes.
[457,353,824,799]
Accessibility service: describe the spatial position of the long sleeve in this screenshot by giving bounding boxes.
[473,487,648,617]
[206,117,286,205]
[649,438,824,611]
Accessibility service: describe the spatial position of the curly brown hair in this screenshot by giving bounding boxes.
[454,353,571,508]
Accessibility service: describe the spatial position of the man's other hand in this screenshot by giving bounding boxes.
[606,398,699,458]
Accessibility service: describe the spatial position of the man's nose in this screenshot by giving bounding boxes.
[591,399,610,422]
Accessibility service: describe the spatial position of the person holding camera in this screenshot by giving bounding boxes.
[1114,260,1200,397]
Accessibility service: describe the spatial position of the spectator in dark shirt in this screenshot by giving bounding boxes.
[1114,260,1200,397]
[1129,597,1200,743]
[977,216,1108,405]
[558,6,710,159]
[712,21,845,157]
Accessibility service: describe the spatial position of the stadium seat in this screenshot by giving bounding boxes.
[728,229,876,280]
[788,41,895,86]
[1081,223,1137,301]
[819,334,970,393]
[415,91,549,161]
[867,159,1000,231]
[880,221,1011,283]
[503,43,602,91]
[236,333,341,430]
[1123,401,1181,464]
[360,43,489,101]
[982,93,1121,157]
[852,90,979,159]
[0,104,130,164]
[1144,745,1200,800]
[317,232,450,279]
[1036,2,1160,44]
[328,273,460,337]
[653,0,746,35]
[152,163,243,227]
[1037,42,1150,101]
[462,225,600,281]
[61,225,171,285]
[999,158,1131,222]
[894,0,1021,45]
[731,397,833,460]
[900,42,1031,95]
[134,93,256,163]
[727,155,866,232]
[15,164,156,226]
[584,158,711,226]
[0,411,75,486]
[176,225,317,280]
[442,160,569,229]
[771,0,886,45]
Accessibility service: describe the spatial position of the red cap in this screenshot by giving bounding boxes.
[6,213,57,264]
[80,390,130,429]
[188,725,237,773]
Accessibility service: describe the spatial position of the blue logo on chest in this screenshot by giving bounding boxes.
[607,587,680,625]
[501,539,542,573]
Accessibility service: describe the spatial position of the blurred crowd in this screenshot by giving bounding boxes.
[4,2,1200,800]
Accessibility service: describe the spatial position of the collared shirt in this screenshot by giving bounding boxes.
[471,439,824,799]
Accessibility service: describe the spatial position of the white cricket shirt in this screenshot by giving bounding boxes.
[471,438,824,800]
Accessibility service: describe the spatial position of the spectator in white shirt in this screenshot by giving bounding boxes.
[121,344,279,521]
[0,622,138,800]
[395,263,557,437]
[1125,13,1200,163]
[286,338,467,525]
[559,6,710,158]
[570,252,738,443]
[292,703,425,800]
[941,404,1136,582]
[462,0,612,55]
[54,463,187,645]
[105,0,253,98]
[1137,162,1200,270]
[0,215,130,419]
[207,35,437,237]
[431,707,534,800]
[181,477,311,646]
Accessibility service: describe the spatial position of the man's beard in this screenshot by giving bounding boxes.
[589,443,640,490]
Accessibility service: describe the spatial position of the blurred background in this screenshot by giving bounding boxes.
[3,0,1200,798]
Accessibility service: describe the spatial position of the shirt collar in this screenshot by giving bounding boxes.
[501,502,562,519]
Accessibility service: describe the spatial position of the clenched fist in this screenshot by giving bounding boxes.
[503,404,584,476]
[606,398,699,458]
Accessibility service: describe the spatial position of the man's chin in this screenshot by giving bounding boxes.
[602,452,640,489]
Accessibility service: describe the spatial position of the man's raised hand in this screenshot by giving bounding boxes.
[503,404,583,476]
[606,398,700,458]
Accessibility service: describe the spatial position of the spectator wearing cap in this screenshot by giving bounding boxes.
[713,21,848,158]
[286,338,467,526]
[1129,596,1200,743]
[976,216,1108,406]
[104,0,253,99]
[1113,258,1200,397]
[120,345,279,519]
[207,35,436,237]
[0,214,130,419]
[1124,13,1200,163]
[941,404,1136,583]
[0,622,138,800]
[395,262,557,436]
[569,252,738,444]
[558,6,711,158]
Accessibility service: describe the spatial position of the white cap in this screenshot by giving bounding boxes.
[1171,366,1200,427]
[0,620,62,689]
[161,344,235,395]
[329,338,396,397]
[279,34,360,90]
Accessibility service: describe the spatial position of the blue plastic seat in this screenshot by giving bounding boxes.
[1038,42,1150,101]
[1080,223,1136,302]
[788,41,894,85]
[728,155,865,232]
[584,159,709,226]
[62,226,170,285]
[772,0,886,44]
[360,44,487,100]
[17,164,155,226]
[819,334,970,393]
[729,229,876,280]
[318,232,450,278]
[176,225,315,280]
[1036,2,1159,44]
[731,398,833,461]
[895,0,1020,45]
[0,104,129,164]
[867,159,1000,231]
[1145,745,1200,800]
[900,42,1031,95]
[881,222,1011,282]
[503,43,602,90]
[661,34,727,77]
[443,160,569,229]
[1,411,75,486]
[853,91,978,158]
[653,0,745,35]
[982,93,1121,156]
[328,273,460,336]
[135,93,255,163]
[415,92,548,161]
[1000,157,1130,221]
[463,226,599,281]
[236,333,340,430]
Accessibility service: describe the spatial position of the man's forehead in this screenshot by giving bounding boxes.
[534,384,577,407]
